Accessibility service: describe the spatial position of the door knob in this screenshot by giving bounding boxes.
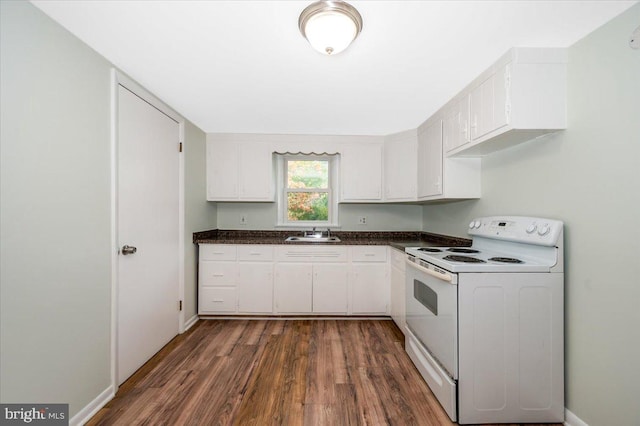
[121,245,137,255]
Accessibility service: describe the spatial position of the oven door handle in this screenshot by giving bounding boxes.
[406,258,454,283]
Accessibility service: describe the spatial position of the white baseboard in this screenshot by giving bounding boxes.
[565,408,589,426]
[183,314,199,332]
[69,385,114,426]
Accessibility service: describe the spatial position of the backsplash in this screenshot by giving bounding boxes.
[215,202,423,231]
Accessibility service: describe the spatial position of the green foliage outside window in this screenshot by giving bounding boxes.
[286,160,329,221]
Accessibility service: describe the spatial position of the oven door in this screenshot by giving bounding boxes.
[405,257,458,378]
[405,256,459,421]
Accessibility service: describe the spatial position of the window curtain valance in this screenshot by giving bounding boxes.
[272,151,339,156]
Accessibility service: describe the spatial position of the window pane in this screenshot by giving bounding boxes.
[287,192,329,221]
[287,160,328,189]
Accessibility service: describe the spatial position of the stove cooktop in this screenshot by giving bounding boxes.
[405,246,556,273]
[407,216,563,273]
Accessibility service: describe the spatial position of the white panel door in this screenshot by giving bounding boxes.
[351,264,388,314]
[274,263,312,313]
[417,120,443,199]
[117,85,179,385]
[313,263,348,313]
[340,143,383,201]
[238,263,273,313]
[206,140,238,200]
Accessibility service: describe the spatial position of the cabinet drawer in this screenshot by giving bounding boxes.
[237,245,274,261]
[276,246,347,262]
[199,261,237,285]
[390,247,406,271]
[199,244,237,261]
[351,246,387,262]
[200,287,237,313]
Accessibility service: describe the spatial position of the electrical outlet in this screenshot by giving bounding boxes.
[240,214,248,225]
[358,216,367,225]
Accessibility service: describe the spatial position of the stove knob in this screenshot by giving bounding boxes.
[474,220,482,229]
[526,223,537,234]
[469,221,475,229]
[538,224,551,236]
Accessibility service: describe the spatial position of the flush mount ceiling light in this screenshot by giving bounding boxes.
[298,0,363,55]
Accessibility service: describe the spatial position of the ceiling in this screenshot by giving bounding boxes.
[31,1,637,136]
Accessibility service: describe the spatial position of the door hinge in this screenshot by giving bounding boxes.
[179,300,183,311]
[179,142,183,152]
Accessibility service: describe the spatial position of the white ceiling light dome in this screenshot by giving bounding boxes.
[299,0,363,55]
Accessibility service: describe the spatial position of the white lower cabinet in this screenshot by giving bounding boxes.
[351,264,388,314]
[351,246,389,314]
[238,263,273,313]
[313,264,349,314]
[200,287,237,313]
[198,244,389,316]
[274,263,313,313]
[390,247,406,332]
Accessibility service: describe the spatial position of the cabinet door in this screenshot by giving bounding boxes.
[390,265,406,332]
[492,63,511,132]
[384,134,417,201]
[443,99,470,153]
[313,263,348,313]
[238,143,274,201]
[274,263,312,313]
[206,140,238,200]
[238,263,273,313]
[200,287,237,313]
[351,264,389,314]
[417,120,443,199]
[199,261,237,286]
[340,143,383,201]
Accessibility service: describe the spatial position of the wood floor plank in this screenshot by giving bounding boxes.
[88,319,562,426]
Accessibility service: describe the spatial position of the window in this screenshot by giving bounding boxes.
[277,155,337,226]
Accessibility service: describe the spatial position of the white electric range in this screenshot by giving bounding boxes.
[404,216,565,424]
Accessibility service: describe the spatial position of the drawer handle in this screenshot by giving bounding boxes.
[364,253,376,256]
[212,273,224,277]
[249,252,261,256]
[212,299,224,303]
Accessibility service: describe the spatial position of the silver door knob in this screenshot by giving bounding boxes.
[121,245,137,255]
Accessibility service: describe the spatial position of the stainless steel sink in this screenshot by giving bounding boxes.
[285,236,341,243]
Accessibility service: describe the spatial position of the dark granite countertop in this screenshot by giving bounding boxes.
[193,229,470,250]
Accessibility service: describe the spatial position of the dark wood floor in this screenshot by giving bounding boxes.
[88,319,561,426]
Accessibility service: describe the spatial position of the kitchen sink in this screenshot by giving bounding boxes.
[285,236,341,243]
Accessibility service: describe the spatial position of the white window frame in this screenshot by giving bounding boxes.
[276,154,339,228]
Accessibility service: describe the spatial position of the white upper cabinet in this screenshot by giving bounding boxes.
[206,139,238,200]
[443,95,470,153]
[206,136,274,201]
[340,142,384,202]
[417,119,443,199]
[448,47,567,157]
[417,116,481,202]
[384,129,417,201]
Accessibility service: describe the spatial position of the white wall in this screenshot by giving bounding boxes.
[217,202,423,231]
[0,1,213,417]
[422,5,640,425]
[184,122,217,320]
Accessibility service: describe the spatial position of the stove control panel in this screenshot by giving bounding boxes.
[468,216,563,246]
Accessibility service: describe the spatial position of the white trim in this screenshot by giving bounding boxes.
[198,316,393,321]
[276,154,339,227]
[69,385,115,426]
[183,315,199,332]
[110,68,186,391]
[564,408,589,426]
[109,68,119,394]
[178,121,186,333]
